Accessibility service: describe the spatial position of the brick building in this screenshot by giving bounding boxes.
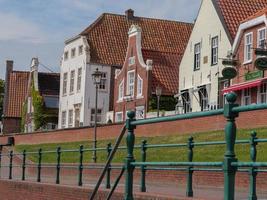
[113,25,185,122]
[223,7,267,105]
[2,61,29,133]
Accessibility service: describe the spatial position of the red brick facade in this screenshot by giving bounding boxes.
[225,9,267,105]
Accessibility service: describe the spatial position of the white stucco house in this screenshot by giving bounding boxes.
[177,0,267,113]
[58,9,193,129]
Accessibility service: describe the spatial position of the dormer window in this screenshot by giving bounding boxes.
[129,56,135,66]
[244,32,253,63]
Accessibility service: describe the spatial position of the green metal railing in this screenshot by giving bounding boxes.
[1,93,267,199]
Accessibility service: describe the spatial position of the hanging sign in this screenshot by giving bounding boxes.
[222,67,237,80]
[255,57,267,70]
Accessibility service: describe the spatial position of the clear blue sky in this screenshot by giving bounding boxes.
[0,0,201,79]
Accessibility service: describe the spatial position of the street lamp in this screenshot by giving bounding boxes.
[91,68,103,163]
[155,86,162,117]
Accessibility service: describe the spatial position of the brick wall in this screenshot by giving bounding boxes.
[0,179,189,200]
[0,109,267,145]
[2,117,21,134]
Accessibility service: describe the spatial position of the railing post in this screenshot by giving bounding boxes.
[9,150,13,180]
[223,93,238,200]
[78,145,84,186]
[56,146,61,184]
[249,131,258,200]
[124,111,136,200]
[22,150,26,181]
[37,148,42,182]
[140,140,147,192]
[106,143,112,189]
[186,136,194,197]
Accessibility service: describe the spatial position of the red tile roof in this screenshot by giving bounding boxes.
[242,6,267,22]
[142,49,182,96]
[216,0,267,40]
[5,71,29,118]
[80,12,193,67]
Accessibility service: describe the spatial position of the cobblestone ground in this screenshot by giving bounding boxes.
[1,151,267,200]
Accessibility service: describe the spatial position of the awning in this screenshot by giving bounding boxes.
[222,77,267,94]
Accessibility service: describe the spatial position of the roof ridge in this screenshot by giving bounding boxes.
[11,70,29,74]
[38,72,60,76]
[80,13,106,35]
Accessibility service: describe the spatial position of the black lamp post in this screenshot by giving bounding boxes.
[156,86,162,117]
[0,137,14,178]
[91,68,103,163]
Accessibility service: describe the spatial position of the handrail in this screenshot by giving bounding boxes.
[89,125,126,200]
[131,109,223,126]
[132,162,223,167]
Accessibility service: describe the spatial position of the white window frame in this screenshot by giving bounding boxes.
[258,82,267,104]
[70,70,75,93]
[118,79,124,101]
[77,68,82,92]
[68,109,73,127]
[194,43,201,70]
[99,72,107,91]
[90,108,102,123]
[71,48,76,58]
[63,72,68,95]
[61,111,66,128]
[127,70,135,97]
[78,45,83,55]
[211,36,218,65]
[115,112,123,122]
[137,75,143,98]
[258,27,266,49]
[242,88,251,105]
[244,32,253,63]
[129,56,135,66]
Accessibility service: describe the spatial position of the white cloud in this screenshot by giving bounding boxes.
[0,12,47,43]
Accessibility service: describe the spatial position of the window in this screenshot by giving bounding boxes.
[211,36,218,65]
[127,71,135,97]
[244,33,253,62]
[61,111,66,128]
[242,88,251,105]
[68,109,73,127]
[77,68,82,92]
[99,72,107,90]
[74,108,80,127]
[198,87,209,111]
[258,82,267,104]
[63,72,68,95]
[71,48,76,58]
[258,28,266,49]
[129,56,135,66]
[118,80,124,101]
[115,112,123,122]
[64,51,68,60]
[137,75,143,97]
[181,91,191,114]
[90,109,102,123]
[136,106,145,119]
[70,70,75,93]
[78,45,83,55]
[194,43,201,70]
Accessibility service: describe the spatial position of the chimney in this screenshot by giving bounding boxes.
[3,60,13,117]
[125,9,134,20]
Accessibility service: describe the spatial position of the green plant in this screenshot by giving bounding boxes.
[31,85,45,130]
[149,95,177,111]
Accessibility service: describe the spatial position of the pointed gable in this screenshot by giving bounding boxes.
[80,12,193,66]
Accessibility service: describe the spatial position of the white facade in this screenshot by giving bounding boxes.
[178,0,232,113]
[58,35,112,129]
